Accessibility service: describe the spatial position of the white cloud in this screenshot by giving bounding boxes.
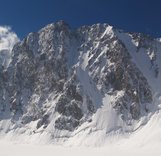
[0,26,19,68]
[0,26,19,51]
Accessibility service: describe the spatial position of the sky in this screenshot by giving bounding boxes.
[0,0,161,39]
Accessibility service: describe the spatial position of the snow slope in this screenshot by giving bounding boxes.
[0,143,161,156]
[115,31,161,145]
[1,115,161,156]
[116,31,161,96]
[0,92,161,148]
[1,108,161,155]
[0,142,160,156]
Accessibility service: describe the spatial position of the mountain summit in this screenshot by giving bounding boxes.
[0,21,161,145]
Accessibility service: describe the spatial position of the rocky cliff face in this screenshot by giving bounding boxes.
[0,21,160,140]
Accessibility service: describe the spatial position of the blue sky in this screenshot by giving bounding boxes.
[0,0,161,38]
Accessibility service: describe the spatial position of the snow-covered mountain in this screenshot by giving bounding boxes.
[0,21,161,145]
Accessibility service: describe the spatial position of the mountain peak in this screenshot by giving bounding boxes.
[0,22,161,145]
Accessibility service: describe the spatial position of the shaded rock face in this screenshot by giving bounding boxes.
[0,21,154,132]
[130,33,159,78]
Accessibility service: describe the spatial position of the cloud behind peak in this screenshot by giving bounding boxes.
[0,26,19,68]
